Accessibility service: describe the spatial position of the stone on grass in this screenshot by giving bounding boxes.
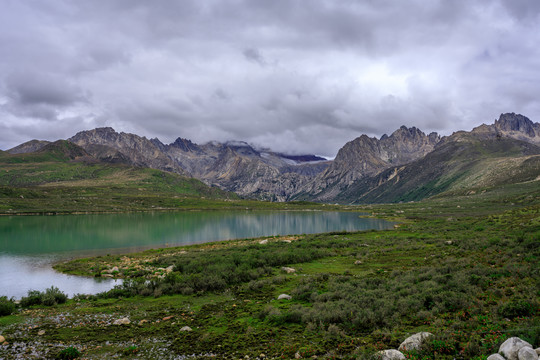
[277,294,292,300]
[376,349,406,360]
[113,317,131,325]
[281,267,296,274]
[38,330,45,336]
[487,354,506,360]
[499,337,533,360]
[259,239,268,245]
[0,335,4,343]
[180,326,192,332]
[518,346,538,360]
[354,260,363,265]
[398,332,433,352]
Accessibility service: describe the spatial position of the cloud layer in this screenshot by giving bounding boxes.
[1,0,539,156]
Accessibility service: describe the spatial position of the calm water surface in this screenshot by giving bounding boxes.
[0,211,393,298]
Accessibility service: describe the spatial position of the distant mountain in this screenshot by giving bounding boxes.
[6,112,540,203]
[313,113,540,204]
[8,139,51,154]
[297,126,440,201]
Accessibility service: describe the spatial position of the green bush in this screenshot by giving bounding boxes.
[0,296,15,316]
[56,346,81,359]
[498,300,536,319]
[20,287,68,307]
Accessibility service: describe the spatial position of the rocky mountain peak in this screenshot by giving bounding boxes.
[495,113,537,137]
[170,137,200,152]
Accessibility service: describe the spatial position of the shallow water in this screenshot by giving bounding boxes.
[0,211,393,298]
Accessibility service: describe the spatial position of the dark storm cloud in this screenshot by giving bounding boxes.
[1,0,539,156]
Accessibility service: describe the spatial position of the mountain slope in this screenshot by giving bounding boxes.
[297,126,440,201]
[0,142,236,214]
[335,134,540,204]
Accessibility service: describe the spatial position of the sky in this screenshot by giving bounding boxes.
[1,1,539,157]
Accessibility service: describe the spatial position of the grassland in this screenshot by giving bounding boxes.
[0,144,340,214]
[0,180,538,359]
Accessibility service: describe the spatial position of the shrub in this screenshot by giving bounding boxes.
[498,299,536,319]
[56,346,81,359]
[20,287,68,307]
[0,296,15,316]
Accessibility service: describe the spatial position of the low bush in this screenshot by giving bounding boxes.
[0,296,15,316]
[20,287,68,307]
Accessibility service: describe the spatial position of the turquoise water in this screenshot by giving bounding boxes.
[0,211,393,298]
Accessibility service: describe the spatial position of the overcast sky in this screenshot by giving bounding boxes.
[1,1,539,157]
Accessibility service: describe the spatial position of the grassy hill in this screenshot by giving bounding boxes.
[0,140,244,214]
[337,135,540,204]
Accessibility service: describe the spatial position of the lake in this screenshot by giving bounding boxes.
[0,211,393,299]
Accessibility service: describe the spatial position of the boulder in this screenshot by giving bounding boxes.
[536,348,540,356]
[278,294,292,300]
[376,349,406,360]
[180,326,192,332]
[487,354,506,360]
[518,347,538,360]
[499,337,533,360]
[398,332,433,352]
[259,240,268,245]
[281,267,296,274]
[113,317,131,325]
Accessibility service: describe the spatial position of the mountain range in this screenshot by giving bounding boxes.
[7,113,540,203]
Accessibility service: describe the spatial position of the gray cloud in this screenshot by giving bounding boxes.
[1,0,539,156]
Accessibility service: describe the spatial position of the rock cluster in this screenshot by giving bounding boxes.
[488,337,539,360]
[378,334,538,360]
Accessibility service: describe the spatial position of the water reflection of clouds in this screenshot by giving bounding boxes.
[0,212,393,298]
[0,255,119,299]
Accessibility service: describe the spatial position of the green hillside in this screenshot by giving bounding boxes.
[0,141,241,214]
[338,135,540,204]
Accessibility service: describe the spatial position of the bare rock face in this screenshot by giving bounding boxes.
[69,127,186,174]
[300,126,440,201]
[499,337,533,360]
[8,139,50,154]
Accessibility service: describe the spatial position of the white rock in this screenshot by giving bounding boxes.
[354,260,363,265]
[398,332,433,352]
[376,349,406,360]
[281,267,296,274]
[259,239,268,244]
[111,266,119,272]
[499,337,533,360]
[38,330,45,336]
[180,326,192,332]
[113,317,131,325]
[536,348,540,356]
[518,346,538,360]
[166,265,174,273]
[487,354,506,360]
[277,294,292,300]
